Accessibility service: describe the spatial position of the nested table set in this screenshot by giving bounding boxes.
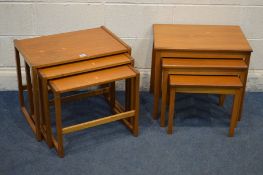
[14,26,139,157]
[150,24,252,136]
[14,24,252,157]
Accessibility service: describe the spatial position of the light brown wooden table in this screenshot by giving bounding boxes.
[38,53,133,147]
[167,75,243,136]
[151,24,252,120]
[160,58,248,127]
[46,65,140,157]
[14,26,131,141]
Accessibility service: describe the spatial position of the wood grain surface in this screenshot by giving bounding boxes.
[154,24,252,52]
[50,65,136,93]
[169,75,243,87]
[14,27,128,68]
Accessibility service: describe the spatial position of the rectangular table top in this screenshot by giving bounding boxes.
[153,24,252,52]
[39,54,132,79]
[14,26,129,68]
[50,65,136,93]
[170,75,243,88]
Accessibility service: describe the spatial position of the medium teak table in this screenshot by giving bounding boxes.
[150,24,252,120]
[14,26,131,141]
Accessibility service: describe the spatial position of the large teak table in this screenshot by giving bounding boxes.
[150,24,252,120]
[14,26,131,141]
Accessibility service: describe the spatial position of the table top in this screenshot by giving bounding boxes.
[39,54,131,79]
[50,65,136,93]
[14,26,129,68]
[153,24,252,52]
[170,75,243,88]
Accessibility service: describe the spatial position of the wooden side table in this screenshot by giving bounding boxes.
[160,58,248,127]
[38,53,133,147]
[14,26,131,141]
[43,65,140,157]
[166,75,243,136]
[150,24,252,120]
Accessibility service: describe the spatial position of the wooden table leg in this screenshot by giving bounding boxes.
[25,61,34,116]
[15,48,25,109]
[229,89,242,137]
[41,78,53,148]
[15,48,39,139]
[160,70,168,127]
[237,73,247,122]
[31,68,42,141]
[167,87,176,134]
[152,52,161,119]
[150,45,155,93]
[237,55,250,121]
[132,74,140,136]
[54,92,64,157]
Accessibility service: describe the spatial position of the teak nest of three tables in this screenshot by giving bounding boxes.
[150,24,252,132]
[14,24,252,157]
[14,26,141,157]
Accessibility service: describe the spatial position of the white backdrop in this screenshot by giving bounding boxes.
[0,0,262,90]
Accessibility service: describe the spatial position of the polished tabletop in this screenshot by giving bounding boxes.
[153,24,252,52]
[14,27,128,68]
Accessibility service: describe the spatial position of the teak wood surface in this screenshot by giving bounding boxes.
[153,24,252,52]
[39,53,132,79]
[169,75,243,87]
[50,65,136,93]
[166,75,243,137]
[151,24,252,122]
[14,26,130,68]
[14,26,131,141]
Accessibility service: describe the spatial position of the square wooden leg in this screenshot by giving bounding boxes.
[125,78,132,124]
[41,78,53,148]
[132,74,140,137]
[167,87,176,135]
[15,48,41,140]
[25,61,34,116]
[229,90,242,137]
[153,52,161,119]
[54,93,64,157]
[237,56,250,121]
[150,45,155,94]
[15,48,25,108]
[32,68,42,141]
[237,72,248,121]
[160,71,168,127]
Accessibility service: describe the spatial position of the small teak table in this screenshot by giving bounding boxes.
[150,24,253,120]
[14,26,131,141]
